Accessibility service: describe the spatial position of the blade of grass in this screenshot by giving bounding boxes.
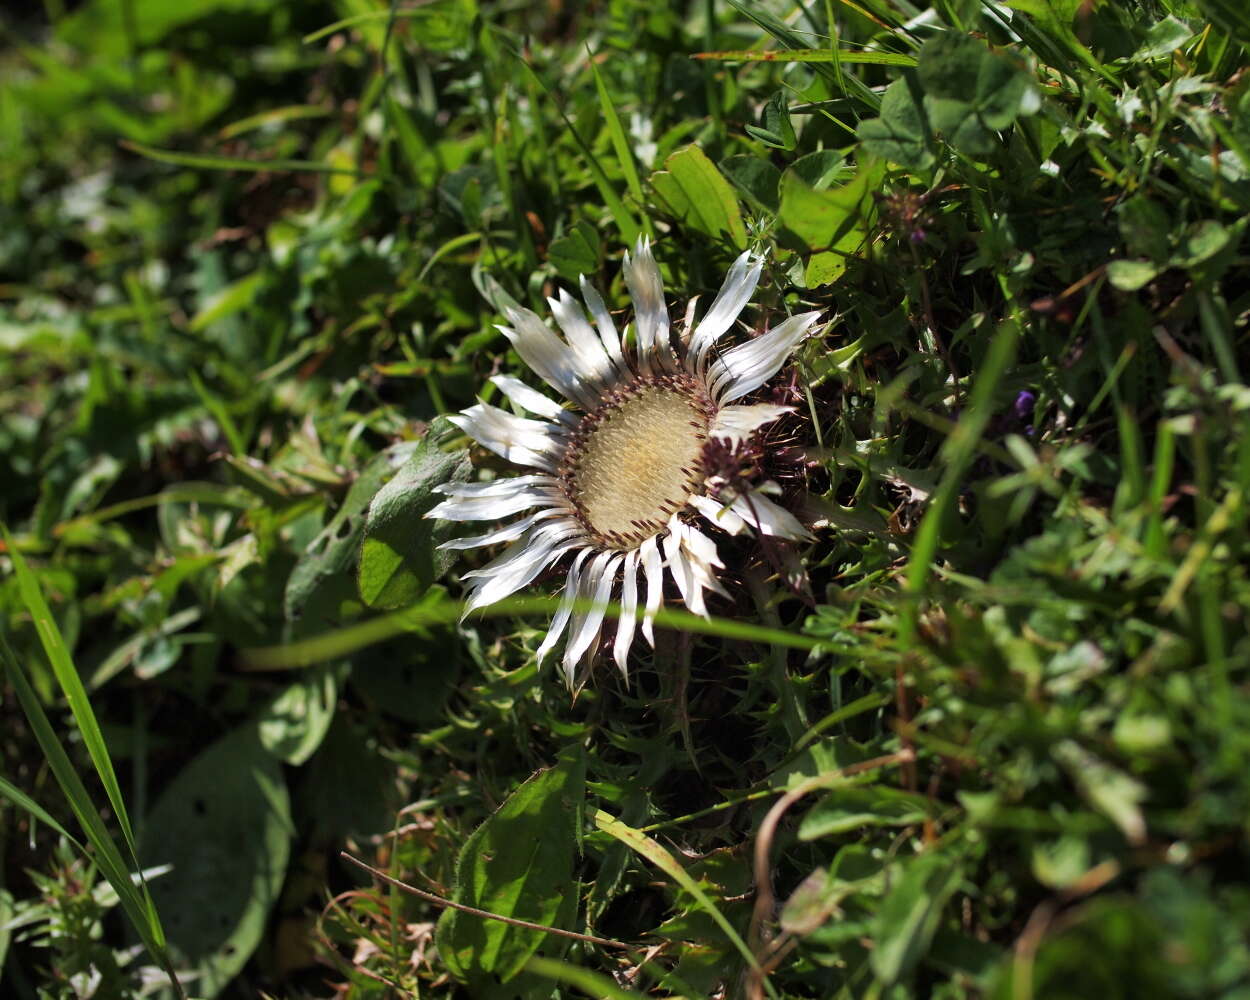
[587,49,647,209]
[692,48,916,66]
[239,593,822,671]
[120,140,365,176]
[592,809,776,999]
[6,527,140,853]
[526,956,660,999]
[0,634,182,997]
[899,319,1020,646]
[508,45,641,244]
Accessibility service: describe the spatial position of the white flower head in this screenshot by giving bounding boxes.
[427,238,821,687]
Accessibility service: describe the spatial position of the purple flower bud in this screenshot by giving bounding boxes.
[1014,390,1036,422]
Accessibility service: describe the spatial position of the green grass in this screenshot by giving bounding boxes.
[3,0,1250,997]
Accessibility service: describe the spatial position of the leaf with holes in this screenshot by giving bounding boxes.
[284,440,421,631]
[357,419,470,611]
[138,723,292,999]
[436,746,586,985]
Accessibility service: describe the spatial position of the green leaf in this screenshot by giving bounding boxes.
[357,421,470,610]
[285,441,422,630]
[1171,220,1231,268]
[798,786,931,838]
[778,159,884,286]
[650,145,748,249]
[720,155,782,214]
[857,75,935,171]
[1115,196,1172,262]
[1053,741,1147,844]
[1107,259,1160,291]
[871,851,965,985]
[745,92,797,150]
[257,663,339,765]
[548,220,602,283]
[140,723,292,999]
[787,149,852,191]
[916,34,1040,158]
[437,746,586,985]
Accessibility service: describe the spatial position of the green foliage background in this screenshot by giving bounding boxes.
[2,0,1250,997]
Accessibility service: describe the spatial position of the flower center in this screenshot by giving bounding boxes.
[561,375,713,549]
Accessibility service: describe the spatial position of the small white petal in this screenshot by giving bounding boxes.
[710,404,795,445]
[729,487,812,541]
[549,289,617,386]
[437,509,565,550]
[663,524,703,617]
[489,375,574,425]
[579,277,627,371]
[709,311,822,402]
[663,516,729,618]
[500,306,599,409]
[433,475,556,499]
[536,549,591,669]
[689,493,748,535]
[426,489,561,522]
[448,404,563,471]
[461,530,577,615]
[613,549,641,679]
[689,249,764,368]
[623,237,671,367]
[639,534,664,646]
[563,550,620,684]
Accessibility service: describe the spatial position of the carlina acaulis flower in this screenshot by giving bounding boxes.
[425,238,823,687]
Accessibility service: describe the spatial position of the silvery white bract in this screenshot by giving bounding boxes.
[426,238,821,686]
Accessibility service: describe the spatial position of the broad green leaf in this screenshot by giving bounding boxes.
[1107,259,1160,291]
[437,746,586,985]
[719,155,782,214]
[357,420,470,610]
[258,663,339,765]
[787,150,852,191]
[916,34,1040,158]
[778,159,884,286]
[548,220,602,283]
[139,723,292,999]
[650,145,748,249]
[285,441,421,630]
[798,785,931,838]
[870,851,964,985]
[1171,219,1231,268]
[1116,196,1172,262]
[857,75,935,171]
